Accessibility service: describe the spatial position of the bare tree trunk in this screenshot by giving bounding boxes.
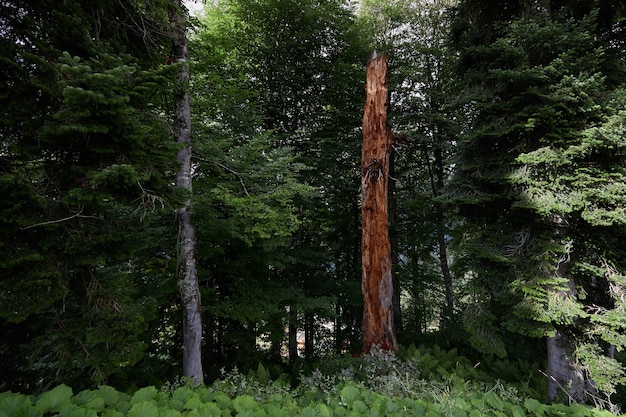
[388,148,403,335]
[171,0,203,385]
[361,52,397,353]
[288,307,298,362]
[422,144,454,320]
[304,313,314,359]
[546,240,590,403]
[547,327,586,403]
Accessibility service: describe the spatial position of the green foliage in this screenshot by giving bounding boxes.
[450,0,626,401]
[0,350,613,417]
[0,0,179,391]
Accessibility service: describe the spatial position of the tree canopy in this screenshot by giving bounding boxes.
[2,0,626,409]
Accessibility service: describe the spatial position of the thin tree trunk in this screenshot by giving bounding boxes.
[422,143,454,320]
[361,52,397,353]
[288,307,298,361]
[304,313,314,359]
[171,0,203,385]
[334,302,342,354]
[388,147,403,335]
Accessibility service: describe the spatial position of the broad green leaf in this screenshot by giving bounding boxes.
[64,408,98,417]
[183,397,205,410]
[524,398,542,413]
[35,384,73,412]
[510,404,525,417]
[128,401,159,417]
[130,387,158,404]
[316,404,331,417]
[160,410,182,417]
[484,391,504,410]
[352,400,368,414]
[0,393,33,416]
[340,385,361,407]
[58,403,79,417]
[213,392,231,410]
[98,386,121,406]
[173,386,195,403]
[101,410,124,417]
[233,395,257,412]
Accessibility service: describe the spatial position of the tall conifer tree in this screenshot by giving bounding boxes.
[451,0,626,402]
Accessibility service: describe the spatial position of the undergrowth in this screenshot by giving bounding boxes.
[0,345,620,416]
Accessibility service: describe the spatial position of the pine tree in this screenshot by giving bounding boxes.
[0,0,177,390]
[450,0,626,402]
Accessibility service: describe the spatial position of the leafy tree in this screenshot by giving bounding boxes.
[189,0,370,371]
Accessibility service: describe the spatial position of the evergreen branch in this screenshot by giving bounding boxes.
[19,207,101,230]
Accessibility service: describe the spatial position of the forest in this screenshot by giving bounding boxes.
[2,0,626,415]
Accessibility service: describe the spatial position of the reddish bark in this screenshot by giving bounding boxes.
[361,52,397,353]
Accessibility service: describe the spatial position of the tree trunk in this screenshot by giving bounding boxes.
[288,307,298,361]
[304,313,314,359]
[361,52,397,353]
[423,143,454,320]
[388,146,403,335]
[546,244,590,403]
[547,327,586,403]
[171,0,203,385]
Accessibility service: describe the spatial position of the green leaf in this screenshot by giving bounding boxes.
[183,397,205,410]
[130,387,158,404]
[213,392,231,410]
[173,386,195,404]
[484,391,504,410]
[159,410,182,417]
[98,386,121,406]
[352,400,368,414]
[316,404,331,417]
[233,395,257,412]
[71,390,105,411]
[0,392,43,417]
[101,410,124,417]
[340,385,362,407]
[128,401,159,417]
[524,398,542,414]
[35,384,73,412]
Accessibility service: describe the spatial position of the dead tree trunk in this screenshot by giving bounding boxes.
[171,0,203,385]
[361,52,397,353]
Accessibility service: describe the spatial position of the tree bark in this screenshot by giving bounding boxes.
[546,242,590,403]
[171,0,203,385]
[361,52,397,353]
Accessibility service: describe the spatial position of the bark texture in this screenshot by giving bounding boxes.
[547,328,586,403]
[546,248,592,403]
[171,0,203,385]
[361,52,397,353]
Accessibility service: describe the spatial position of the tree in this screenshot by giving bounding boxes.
[0,0,178,390]
[170,0,203,386]
[450,0,626,402]
[361,52,397,353]
[189,0,369,370]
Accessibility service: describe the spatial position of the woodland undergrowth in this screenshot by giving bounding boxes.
[0,345,622,417]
